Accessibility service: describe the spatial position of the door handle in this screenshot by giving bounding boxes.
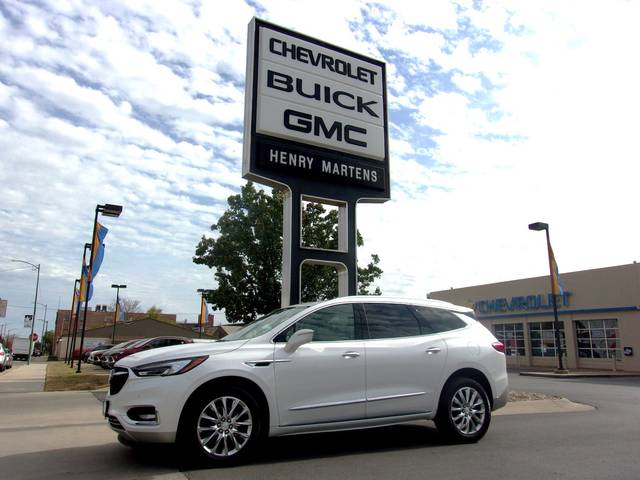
[425,347,441,355]
[342,351,361,359]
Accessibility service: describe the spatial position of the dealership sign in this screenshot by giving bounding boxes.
[243,18,390,198]
[474,292,572,315]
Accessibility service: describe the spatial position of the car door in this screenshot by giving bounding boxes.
[273,303,366,427]
[362,303,447,418]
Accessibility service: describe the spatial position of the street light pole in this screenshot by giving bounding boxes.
[38,303,48,355]
[77,203,123,373]
[11,259,40,365]
[111,284,126,343]
[528,222,566,373]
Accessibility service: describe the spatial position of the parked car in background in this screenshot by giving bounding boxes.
[105,296,508,465]
[87,344,115,364]
[0,344,13,371]
[99,340,142,369]
[72,346,95,361]
[105,337,193,368]
[11,337,33,361]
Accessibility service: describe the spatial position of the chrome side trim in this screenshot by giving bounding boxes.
[367,391,426,402]
[289,397,367,411]
[245,359,292,367]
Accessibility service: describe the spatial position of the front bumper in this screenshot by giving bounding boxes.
[105,368,190,444]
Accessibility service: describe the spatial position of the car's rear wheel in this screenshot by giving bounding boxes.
[179,386,263,466]
[435,377,491,443]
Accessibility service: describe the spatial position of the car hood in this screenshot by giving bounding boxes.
[116,339,248,368]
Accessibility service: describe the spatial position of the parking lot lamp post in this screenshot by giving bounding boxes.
[11,259,40,365]
[77,203,123,373]
[110,284,126,343]
[528,221,566,372]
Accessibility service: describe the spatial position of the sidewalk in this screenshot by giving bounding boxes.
[495,397,594,416]
[517,369,640,378]
[0,362,47,393]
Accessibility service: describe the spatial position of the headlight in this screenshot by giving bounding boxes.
[132,356,209,377]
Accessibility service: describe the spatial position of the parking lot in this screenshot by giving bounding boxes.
[1,367,639,480]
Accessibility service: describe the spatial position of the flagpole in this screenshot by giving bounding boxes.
[545,227,566,372]
[64,279,80,363]
[71,244,91,367]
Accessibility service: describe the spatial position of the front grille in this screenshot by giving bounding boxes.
[109,367,129,395]
[107,415,125,430]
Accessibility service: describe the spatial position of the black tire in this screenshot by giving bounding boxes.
[178,386,264,466]
[0,364,5,372]
[434,377,491,443]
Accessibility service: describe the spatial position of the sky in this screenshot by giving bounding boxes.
[1,0,639,336]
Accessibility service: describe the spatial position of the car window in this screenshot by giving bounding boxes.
[410,306,467,334]
[277,304,356,342]
[363,303,421,339]
[222,306,309,341]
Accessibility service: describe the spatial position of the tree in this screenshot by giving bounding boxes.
[108,297,142,316]
[194,182,383,323]
[146,306,163,320]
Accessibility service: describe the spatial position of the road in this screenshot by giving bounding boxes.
[0,373,638,479]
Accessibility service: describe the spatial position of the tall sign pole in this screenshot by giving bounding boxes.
[243,19,390,306]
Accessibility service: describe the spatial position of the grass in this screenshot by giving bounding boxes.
[44,360,109,392]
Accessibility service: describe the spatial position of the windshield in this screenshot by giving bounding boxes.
[220,306,309,342]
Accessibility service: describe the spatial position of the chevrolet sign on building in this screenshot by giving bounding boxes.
[430,263,640,373]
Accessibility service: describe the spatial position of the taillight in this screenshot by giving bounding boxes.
[492,341,505,353]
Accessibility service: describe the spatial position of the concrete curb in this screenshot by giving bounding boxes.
[519,371,640,378]
[494,397,594,416]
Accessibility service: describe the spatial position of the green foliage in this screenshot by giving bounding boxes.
[145,306,163,320]
[194,182,383,323]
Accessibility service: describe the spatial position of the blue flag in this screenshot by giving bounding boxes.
[91,222,109,279]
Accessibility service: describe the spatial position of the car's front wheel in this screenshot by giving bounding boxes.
[435,377,491,443]
[180,386,263,466]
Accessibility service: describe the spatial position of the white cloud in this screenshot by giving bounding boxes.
[2,0,640,333]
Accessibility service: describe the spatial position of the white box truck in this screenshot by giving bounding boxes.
[11,337,34,361]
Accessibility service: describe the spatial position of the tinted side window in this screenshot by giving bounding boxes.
[363,303,421,339]
[411,306,467,334]
[277,304,356,342]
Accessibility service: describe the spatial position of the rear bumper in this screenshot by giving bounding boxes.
[492,386,508,410]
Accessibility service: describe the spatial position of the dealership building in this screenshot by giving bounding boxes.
[429,263,640,373]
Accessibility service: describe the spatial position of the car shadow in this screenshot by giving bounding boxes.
[0,443,181,480]
[184,421,448,471]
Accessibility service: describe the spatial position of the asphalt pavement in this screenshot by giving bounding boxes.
[0,373,638,480]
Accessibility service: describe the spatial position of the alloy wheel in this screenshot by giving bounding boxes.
[450,386,486,435]
[197,395,253,457]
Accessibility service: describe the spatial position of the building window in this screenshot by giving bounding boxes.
[493,323,525,356]
[575,319,620,360]
[529,322,566,357]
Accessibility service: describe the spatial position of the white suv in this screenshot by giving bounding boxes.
[105,296,508,465]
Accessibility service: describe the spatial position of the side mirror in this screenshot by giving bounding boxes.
[284,329,314,353]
